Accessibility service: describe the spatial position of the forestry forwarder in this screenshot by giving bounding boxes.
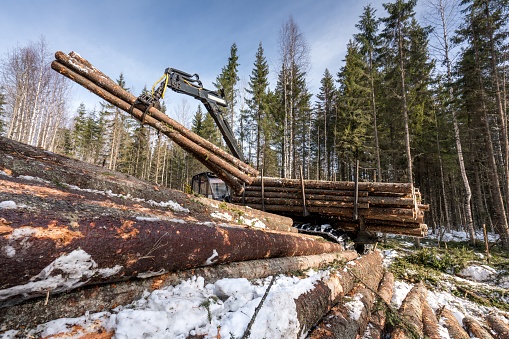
[133,68,427,250]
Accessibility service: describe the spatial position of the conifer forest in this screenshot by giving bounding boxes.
[1,0,509,247]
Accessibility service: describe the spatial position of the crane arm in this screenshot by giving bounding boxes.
[137,68,245,163]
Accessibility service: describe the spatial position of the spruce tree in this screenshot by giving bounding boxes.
[246,42,270,170]
[354,5,383,181]
[314,69,336,180]
[336,41,372,178]
[214,43,240,128]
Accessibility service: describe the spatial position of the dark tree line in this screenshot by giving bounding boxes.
[1,0,509,246]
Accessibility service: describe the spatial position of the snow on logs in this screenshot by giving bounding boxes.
[51,51,258,194]
[0,207,344,307]
[233,177,429,237]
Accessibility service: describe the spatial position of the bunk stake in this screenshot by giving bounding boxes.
[354,159,359,221]
[300,166,309,217]
[261,168,265,212]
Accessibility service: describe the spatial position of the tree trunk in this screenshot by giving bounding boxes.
[463,316,495,339]
[438,307,470,339]
[398,21,413,184]
[473,31,509,247]
[485,313,509,339]
[365,271,395,339]
[391,282,426,339]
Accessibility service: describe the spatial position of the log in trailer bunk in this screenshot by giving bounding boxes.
[133,67,427,248]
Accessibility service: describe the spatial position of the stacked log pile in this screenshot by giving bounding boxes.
[233,177,429,237]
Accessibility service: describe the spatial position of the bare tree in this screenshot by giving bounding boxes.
[422,0,477,239]
[0,37,71,150]
[277,16,310,178]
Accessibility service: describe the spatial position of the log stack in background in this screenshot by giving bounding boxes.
[232,177,429,237]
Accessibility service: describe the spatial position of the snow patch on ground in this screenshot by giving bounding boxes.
[15,271,328,339]
[457,264,497,282]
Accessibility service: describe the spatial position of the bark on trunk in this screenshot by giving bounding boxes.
[421,293,441,339]
[51,61,248,194]
[55,51,258,180]
[0,136,293,233]
[364,271,394,339]
[294,250,384,336]
[391,282,426,339]
[0,207,343,306]
[308,285,379,339]
[438,307,470,339]
[485,313,509,339]
[463,316,495,339]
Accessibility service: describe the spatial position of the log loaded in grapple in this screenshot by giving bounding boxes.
[51,51,429,243]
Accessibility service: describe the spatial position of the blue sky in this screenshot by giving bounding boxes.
[0,0,425,118]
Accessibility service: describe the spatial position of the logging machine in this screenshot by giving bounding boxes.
[132,68,245,163]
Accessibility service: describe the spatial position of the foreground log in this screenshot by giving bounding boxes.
[0,251,358,331]
[308,284,381,339]
[486,313,509,339]
[391,282,426,339]
[298,251,383,338]
[0,136,293,233]
[421,293,441,339]
[288,251,382,336]
[364,271,395,339]
[438,307,470,339]
[463,316,495,339]
[0,207,343,306]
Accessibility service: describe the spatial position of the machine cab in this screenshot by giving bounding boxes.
[191,172,230,201]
